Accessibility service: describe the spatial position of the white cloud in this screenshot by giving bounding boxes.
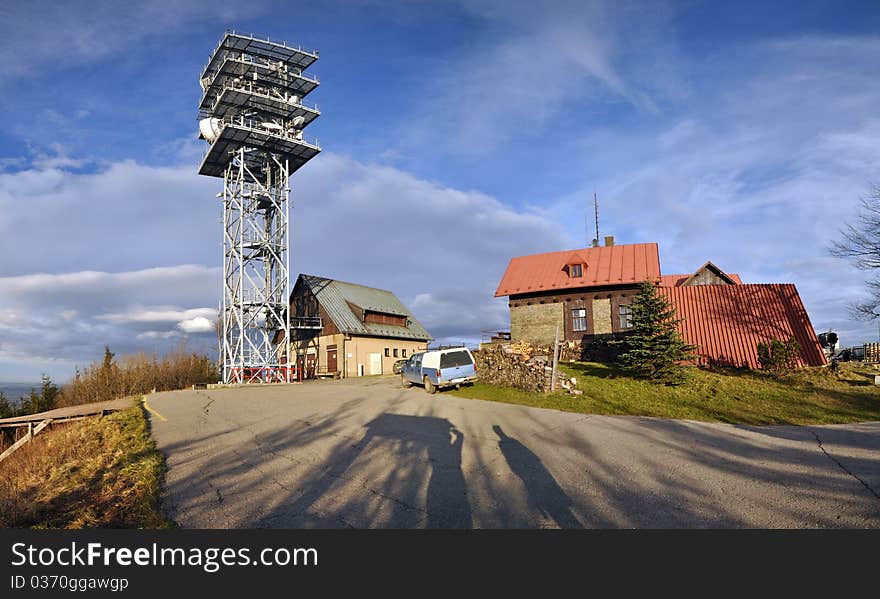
[177,317,214,334]
[290,153,572,339]
[0,265,219,381]
[0,152,569,379]
[99,307,216,325]
[137,331,182,340]
[0,161,219,275]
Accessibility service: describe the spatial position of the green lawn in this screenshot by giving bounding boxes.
[448,361,880,425]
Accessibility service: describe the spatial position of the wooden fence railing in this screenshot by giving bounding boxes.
[0,397,134,464]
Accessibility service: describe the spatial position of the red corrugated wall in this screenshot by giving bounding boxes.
[658,284,826,369]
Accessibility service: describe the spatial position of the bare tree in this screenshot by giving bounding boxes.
[830,184,880,318]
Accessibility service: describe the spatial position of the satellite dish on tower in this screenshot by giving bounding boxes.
[196,32,321,385]
[198,117,222,143]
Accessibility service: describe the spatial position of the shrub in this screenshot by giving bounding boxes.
[58,344,218,407]
[757,337,801,373]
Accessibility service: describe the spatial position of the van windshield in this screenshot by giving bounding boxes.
[440,350,472,368]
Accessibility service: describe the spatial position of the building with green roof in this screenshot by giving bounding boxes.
[277,274,433,378]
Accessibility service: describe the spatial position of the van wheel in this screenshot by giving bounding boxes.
[401,374,412,388]
[424,377,436,394]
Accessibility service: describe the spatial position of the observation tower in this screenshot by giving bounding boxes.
[197,32,322,383]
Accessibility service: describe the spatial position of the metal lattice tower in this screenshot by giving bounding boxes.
[197,32,322,384]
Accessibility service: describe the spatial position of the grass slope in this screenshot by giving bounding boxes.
[0,403,173,528]
[449,362,880,425]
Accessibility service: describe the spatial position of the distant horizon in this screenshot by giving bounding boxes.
[0,381,42,404]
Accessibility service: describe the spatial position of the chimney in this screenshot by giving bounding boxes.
[604,235,615,247]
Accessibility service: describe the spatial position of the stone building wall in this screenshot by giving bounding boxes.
[592,298,612,334]
[510,302,563,345]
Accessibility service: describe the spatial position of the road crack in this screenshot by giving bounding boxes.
[810,429,880,501]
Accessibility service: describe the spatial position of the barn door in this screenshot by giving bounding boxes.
[369,352,382,375]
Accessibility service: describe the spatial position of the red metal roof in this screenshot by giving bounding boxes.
[659,273,743,287]
[659,284,826,369]
[495,243,661,297]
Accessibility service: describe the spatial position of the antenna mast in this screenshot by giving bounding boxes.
[593,191,600,247]
[197,32,322,384]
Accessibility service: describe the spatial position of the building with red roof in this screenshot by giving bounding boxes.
[494,238,825,369]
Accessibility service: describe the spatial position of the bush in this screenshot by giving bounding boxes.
[58,344,218,408]
[757,337,800,373]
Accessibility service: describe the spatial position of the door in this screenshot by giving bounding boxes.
[327,345,338,373]
[369,352,382,375]
[306,354,316,378]
[406,354,422,383]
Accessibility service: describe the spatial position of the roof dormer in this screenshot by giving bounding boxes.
[563,251,587,278]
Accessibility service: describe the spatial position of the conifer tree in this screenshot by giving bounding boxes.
[0,392,12,419]
[37,374,60,413]
[618,281,696,383]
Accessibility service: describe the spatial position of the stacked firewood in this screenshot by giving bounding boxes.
[473,345,547,392]
[473,345,581,395]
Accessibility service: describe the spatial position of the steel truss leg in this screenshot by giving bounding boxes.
[220,150,291,384]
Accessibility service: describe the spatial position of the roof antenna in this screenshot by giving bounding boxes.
[591,190,600,248]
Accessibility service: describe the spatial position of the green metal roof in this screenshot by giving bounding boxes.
[299,274,433,341]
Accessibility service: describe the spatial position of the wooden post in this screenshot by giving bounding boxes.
[551,325,560,392]
[0,419,51,463]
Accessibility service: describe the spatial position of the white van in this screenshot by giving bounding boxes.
[400,347,477,394]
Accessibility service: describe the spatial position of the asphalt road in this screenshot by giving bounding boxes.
[146,377,880,528]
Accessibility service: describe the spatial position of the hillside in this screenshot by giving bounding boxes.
[0,404,172,528]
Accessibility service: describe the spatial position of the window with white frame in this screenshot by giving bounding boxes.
[619,304,633,329]
[571,308,587,332]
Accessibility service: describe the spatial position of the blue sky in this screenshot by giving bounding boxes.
[1,0,879,381]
